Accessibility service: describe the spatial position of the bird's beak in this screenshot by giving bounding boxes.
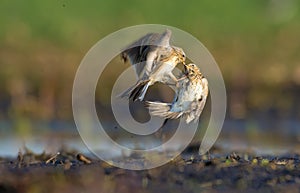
[183,64,188,74]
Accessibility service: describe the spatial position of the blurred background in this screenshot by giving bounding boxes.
[0,0,299,156]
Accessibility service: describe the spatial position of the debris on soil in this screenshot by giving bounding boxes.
[0,146,299,193]
[76,153,92,164]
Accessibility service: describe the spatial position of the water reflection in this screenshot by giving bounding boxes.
[0,118,299,157]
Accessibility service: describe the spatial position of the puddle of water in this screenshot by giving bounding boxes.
[0,135,86,157]
[0,119,299,158]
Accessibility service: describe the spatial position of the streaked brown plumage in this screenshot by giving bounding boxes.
[146,63,208,125]
[120,29,186,101]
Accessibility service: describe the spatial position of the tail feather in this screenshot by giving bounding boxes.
[129,80,151,101]
[146,101,183,120]
[138,81,150,101]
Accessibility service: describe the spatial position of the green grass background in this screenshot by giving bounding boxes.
[0,0,300,133]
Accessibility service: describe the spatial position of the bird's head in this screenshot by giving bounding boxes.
[172,46,186,65]
[184,63,202,78]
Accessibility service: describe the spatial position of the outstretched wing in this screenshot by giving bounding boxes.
[121,29,172,78]
[156,29,171,47]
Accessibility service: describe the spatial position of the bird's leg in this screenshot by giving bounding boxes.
[167,73,181,87]
[177,75,188,81]
[165,83,176,87]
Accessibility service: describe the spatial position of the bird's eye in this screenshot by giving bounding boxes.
[182,54,185,58]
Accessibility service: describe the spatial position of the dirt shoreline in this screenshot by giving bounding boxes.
[0,148,299,193]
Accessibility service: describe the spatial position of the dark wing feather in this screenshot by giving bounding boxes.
[121,33,160,77]
[121,30,172,78]
[129,80,150,101]
[121,33,157,62]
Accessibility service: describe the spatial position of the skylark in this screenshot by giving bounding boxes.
[146,63,209,125]
[120,29,186,101]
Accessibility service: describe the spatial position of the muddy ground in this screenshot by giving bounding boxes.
[0,146,299,193]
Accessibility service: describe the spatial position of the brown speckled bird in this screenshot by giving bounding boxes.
[146,63,208,125]
[120,29,186,101]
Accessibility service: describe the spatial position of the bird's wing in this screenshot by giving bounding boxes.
[121,33,158,78]
[121,30,172,78]
[155,29,171,48]
[150,30,173,72]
